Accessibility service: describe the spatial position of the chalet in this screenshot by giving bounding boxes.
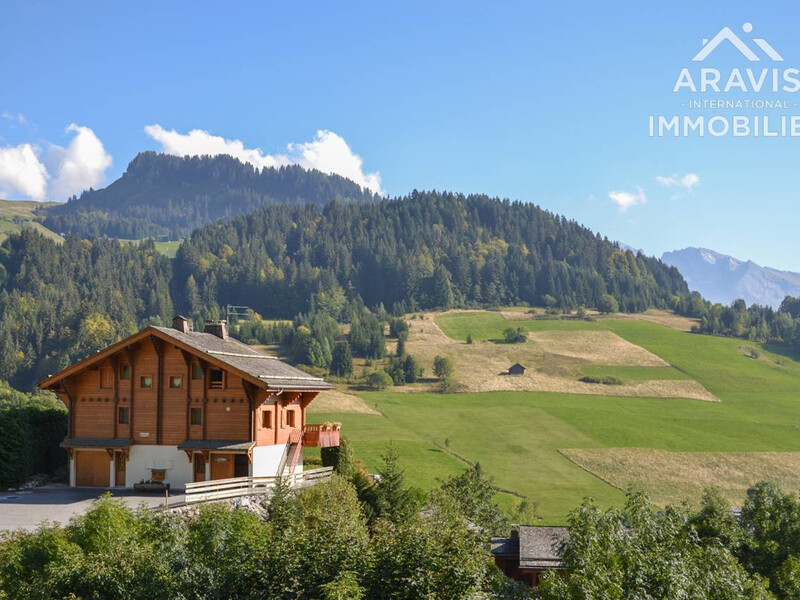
[491,526,569,587]
[39,316,338,489]
[508,363,526,376]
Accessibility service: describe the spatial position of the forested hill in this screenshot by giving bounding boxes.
[174,191,689,318]
[41,152,378,239]
[1,192,689,390]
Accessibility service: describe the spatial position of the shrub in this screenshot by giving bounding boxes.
[366,371,393,390]
[503,327,527,343]
[597,294,619,314]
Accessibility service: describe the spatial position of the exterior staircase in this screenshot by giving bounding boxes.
[282,428,303,475]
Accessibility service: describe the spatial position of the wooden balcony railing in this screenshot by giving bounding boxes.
[303,423,341,448]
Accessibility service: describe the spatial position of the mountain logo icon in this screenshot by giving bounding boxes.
[692,23,783,62]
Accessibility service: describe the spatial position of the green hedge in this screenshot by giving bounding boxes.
[0,381,67,489]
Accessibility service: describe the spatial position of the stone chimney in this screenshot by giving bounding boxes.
[172,315,192,333]
[203,320,228,340]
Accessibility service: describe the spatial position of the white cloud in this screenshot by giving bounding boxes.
[145,125,383,194]
[0,143,49,199]
[47,124,113,198]
[1,112,27,125]
[0,124,112,201]
[655,173,700,190]
[608,187,647,212]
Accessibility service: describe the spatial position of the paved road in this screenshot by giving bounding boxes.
[0,487,186,531]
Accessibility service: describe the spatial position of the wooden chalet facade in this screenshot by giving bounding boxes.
[39,316,338,489]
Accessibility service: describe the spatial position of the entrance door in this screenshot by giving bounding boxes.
[114,451,126,487]
[234,453,249,478]
[194,453,206,482]
[76,451,110,487]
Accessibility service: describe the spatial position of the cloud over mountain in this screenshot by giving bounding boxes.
[145,126,383,195]
[0,124,112,200]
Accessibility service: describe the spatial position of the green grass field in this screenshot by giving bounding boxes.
[436,311,604,341]
[309,311,800,523]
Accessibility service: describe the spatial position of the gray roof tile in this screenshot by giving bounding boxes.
[151,326,332,391]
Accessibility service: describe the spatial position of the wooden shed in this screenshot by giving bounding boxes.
[508,363,526,376]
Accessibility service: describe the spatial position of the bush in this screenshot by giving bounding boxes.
[597,294,619,314]
[503,327,527,343]
[0,383,67,489]
[366,371,393,390]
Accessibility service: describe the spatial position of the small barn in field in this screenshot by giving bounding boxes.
[508,363,526,376]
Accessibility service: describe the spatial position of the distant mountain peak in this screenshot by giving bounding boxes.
[662,247,800,308]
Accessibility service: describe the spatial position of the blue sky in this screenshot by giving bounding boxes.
[1,1,799,269]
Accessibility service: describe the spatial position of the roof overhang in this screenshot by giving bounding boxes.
[177,440,254,452]
[39,326,331,393]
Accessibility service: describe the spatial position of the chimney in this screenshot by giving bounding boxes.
[172,315,192,333]
[203,320,228,340]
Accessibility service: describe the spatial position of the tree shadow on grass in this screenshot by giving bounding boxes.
[762,342,800,364]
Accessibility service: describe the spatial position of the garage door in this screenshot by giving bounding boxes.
[210,453,235,480]
[76,451,110,487]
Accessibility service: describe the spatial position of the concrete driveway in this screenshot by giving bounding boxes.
[0,486,185,532]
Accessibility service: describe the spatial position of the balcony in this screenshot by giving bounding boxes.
[303,423,341,448]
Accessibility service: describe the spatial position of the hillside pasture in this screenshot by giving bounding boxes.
[405,312,716,401]
[310,311,800,522]
[0,199,62,243]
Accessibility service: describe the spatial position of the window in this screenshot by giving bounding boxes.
[99,368,113,389]
[140,375,153,389]
[261,410,272,429]
[120,365,131,380]
[192,364,203,380]
[190,408,202,425]
[285,410,295,428]
[209,369,225,389]
[169,376,182,389]
[118,407,130,424]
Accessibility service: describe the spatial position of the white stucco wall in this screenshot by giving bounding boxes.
[126,445,193,490]
[252,444,289,477]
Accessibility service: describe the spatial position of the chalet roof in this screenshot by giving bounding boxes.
[150,326,332,391]
[177,440,254,452]
[491,526,569,570]
[60,438,133,449]
[490,536,520,556]
[510,363,526,369]
[519,526,569,569]
[40,324,331,392]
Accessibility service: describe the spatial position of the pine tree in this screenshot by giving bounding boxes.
[373,447,416,523]
[330,341,353,377]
